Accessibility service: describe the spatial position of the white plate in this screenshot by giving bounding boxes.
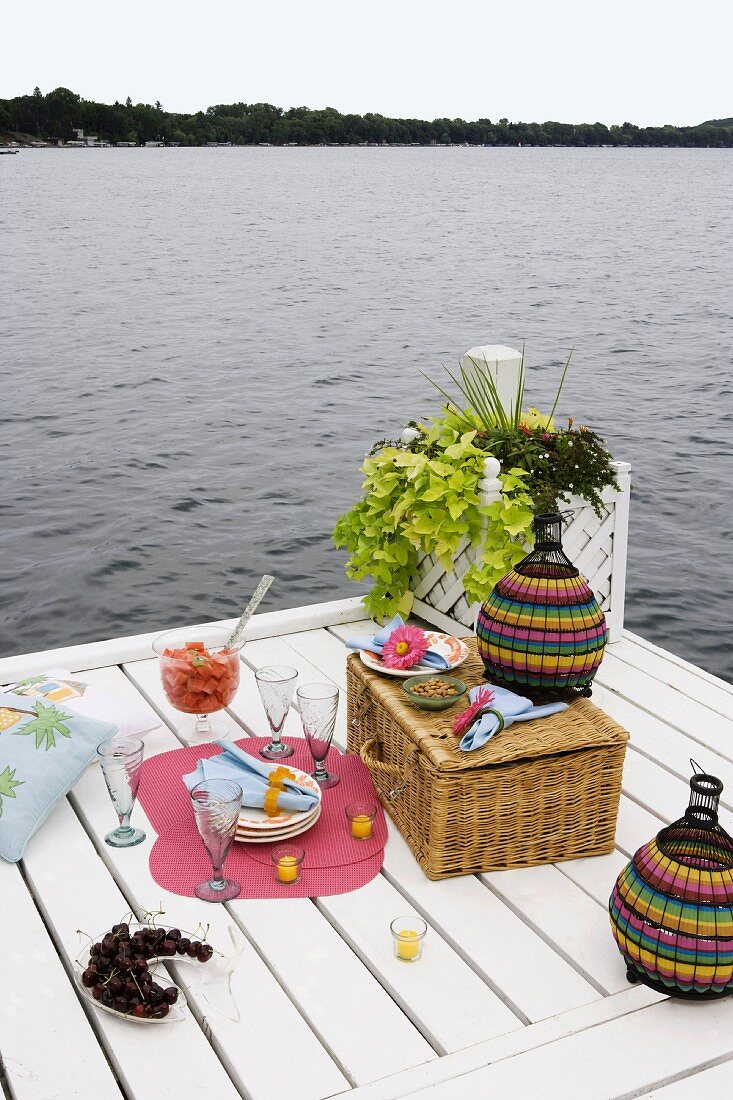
[237,765,321,829]
[360,631,470,679]
[235,803,322,844]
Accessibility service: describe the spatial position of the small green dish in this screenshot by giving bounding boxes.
[401,674,468,711]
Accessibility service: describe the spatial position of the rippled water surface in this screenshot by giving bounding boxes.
[2,147,732,681]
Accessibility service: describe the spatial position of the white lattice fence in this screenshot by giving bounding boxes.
[411,460,631,643]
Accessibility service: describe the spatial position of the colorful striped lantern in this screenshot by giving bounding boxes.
[475,513,608,701]
[610,768,733,998]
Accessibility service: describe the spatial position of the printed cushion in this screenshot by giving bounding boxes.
[7,668,159,740]
[0,692,118,862]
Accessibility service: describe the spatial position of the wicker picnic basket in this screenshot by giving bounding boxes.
[346,640,629,879]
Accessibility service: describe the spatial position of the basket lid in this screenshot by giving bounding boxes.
[348,641,628,773]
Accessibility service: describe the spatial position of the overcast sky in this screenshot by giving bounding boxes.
[4,0,731,127]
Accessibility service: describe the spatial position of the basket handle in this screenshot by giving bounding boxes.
[360,737,420,801]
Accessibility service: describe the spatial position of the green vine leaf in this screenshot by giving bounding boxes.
[333,359,619,621]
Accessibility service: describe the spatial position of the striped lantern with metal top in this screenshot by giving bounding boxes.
[475,512,608,701]
[610,766,733,998]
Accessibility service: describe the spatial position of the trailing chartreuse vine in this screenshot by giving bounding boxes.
[333,419,536,622]
[333,351,618,622]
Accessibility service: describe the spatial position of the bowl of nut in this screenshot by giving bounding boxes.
[401,674,467,711]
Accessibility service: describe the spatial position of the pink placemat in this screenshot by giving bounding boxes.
[138,738,387,899]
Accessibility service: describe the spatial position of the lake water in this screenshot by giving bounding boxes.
[2,147,732,682]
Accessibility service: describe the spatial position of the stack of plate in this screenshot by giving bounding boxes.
[235,766,322,844]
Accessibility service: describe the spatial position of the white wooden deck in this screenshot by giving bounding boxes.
[1,596,732,1100]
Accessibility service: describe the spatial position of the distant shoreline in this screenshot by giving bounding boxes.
[2,87,731,148]
[4,139,732,151]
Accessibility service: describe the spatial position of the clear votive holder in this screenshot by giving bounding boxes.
[272,844,305,886]
[390,916,427,962]
[345,801,377,841]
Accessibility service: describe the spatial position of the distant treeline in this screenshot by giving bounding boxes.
[2,87,732,147]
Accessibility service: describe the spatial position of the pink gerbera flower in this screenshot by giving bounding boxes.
[381,625,429,670]
[453,686,495,737]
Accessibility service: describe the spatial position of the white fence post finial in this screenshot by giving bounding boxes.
[478,456,502,507]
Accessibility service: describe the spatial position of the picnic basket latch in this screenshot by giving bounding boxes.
[360,737,420,801]
[350,683,373,730]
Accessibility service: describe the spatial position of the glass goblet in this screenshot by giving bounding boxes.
[97,737,146,848]
[255,665,298,760]
[190,779,243,902]
[153,625,244,742]
[297,683,340,788]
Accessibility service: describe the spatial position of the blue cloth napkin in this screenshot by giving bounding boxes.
[459,685,567,752]
[183,741,319,812]
[344,615,450,670]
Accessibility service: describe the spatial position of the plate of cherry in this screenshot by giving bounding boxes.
[75,920,217,1023]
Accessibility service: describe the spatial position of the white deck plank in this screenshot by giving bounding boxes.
[20,797,242,1100]
[621,746,720,829]
[114,663,436,1087]
[284,628,352,693]
[380,819,600,1023]
[0,862,121,1100]
[640,1059,733,1097]
[69,676,349,1100]
[229,898,436,1083]
[594,682,733,811]
[555,848,629,910]
[242,633,343,690]
[0,597,368,681]
[316,873,521,1054]
[613,793,665,857]
[612,636,733,718]
[338,986,661,1100]
[596,652,733,760]
[400,997,733,1100]
[622,628,733,697]
[481,864,629,995]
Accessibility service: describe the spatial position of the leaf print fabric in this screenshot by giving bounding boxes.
[0,766,23,817]
[0,693,118,861]
[13,702,72,751]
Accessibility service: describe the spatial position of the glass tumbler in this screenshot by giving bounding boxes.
[297,683,340,788]
[97,737,146,848]
[190,779,243,901]
[255,665,298,760]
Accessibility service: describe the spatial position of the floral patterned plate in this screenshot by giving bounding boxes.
[359,632,470,679]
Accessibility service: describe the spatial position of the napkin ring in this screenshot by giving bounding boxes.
[268,766,295,790]
[263,788,282,817]
[478,707,505,733]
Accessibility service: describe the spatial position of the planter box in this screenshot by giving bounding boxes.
[411,460,631,643]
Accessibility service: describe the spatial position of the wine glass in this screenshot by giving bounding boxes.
[255,665,297,760]
[97,737,146,847]
[153,626,244,742]
[190,779,243,902]
[297,683,340,788]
